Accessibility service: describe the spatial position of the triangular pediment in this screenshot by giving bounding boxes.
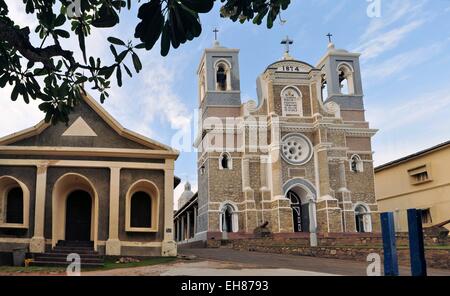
[0,92,176,153]
[62,116,97,137]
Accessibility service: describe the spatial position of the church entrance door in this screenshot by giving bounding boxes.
[65,190,92,241]
[287,190,309,232]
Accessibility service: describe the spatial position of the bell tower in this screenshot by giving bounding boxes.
[317,39,364,109]
[197,38,241,111]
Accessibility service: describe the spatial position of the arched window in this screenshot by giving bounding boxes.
[337,63,355,95]
[0,176,29,228]
[216,65,227,91]
[355,204,372,233]
[219,152,232,170]
[220,203,238,233]
[6,187,23,224]
[125,179,159,232]
[214,60,231,91]
[350,154,363,173]
[130,191,152,228]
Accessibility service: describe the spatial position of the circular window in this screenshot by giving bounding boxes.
[280,134,313,165]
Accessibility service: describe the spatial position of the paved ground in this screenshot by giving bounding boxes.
[3,248,449,276]
[83,260,336,276]
[178,248,450,276]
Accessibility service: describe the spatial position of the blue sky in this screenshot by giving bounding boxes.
[1,0,450,204]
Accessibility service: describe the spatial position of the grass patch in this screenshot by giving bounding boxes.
[0,265,66,274]
[90,256,177,271]
[0,257,178,275]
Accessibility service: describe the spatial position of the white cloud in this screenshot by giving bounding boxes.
[355,20,424,61]
[369,87,450,166]
[322,0,348,23]
[0,86,43,138]
[355,0,429,61]
[360,0,426,40]
[105,51,192,143]
[4,0,38,29]
[362,41,446,82]
[368,88,450,133]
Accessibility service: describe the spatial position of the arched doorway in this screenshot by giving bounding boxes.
[52,173,98,249]
[286,190,309,232]
[219,203,238,233]
[65,190,92,241]
[355,204,372,233]
[223,205,233,232]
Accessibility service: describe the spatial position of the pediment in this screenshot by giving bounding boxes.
[62,116,97,137]
[0,92,175,152]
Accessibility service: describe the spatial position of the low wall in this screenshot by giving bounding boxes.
[187,231,450,270]
[229,243,449,270]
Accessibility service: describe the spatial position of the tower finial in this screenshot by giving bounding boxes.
[213,27,220,47]
[213,28,219,41]
[281,36,293,53]
[326,33,335,49]
[326,33,333,43]
[281,36,294,60]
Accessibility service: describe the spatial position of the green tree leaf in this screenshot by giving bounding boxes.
[132,53,142,73]
[107,36,126,46]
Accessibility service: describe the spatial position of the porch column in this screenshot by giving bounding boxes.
[30,164,48,253]
[162,159,176,256]
[106,167,121,255]
[181,216,185,240]
[193,207,197,236]
[187,212,191,239]
[308,196,318,247]
[177,218,181,241]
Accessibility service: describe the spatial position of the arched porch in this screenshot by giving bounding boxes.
[51,173,99,250]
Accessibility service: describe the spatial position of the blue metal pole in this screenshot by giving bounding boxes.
[381,212,399,276]
[407,208,427,276]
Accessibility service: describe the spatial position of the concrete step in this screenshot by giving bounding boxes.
[50,247,99,254]
[30,261,104,268]
[34,256,104,264]
[38,252,102,259]
[56,241,94,248]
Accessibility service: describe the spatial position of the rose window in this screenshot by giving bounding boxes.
[280,134,312,165]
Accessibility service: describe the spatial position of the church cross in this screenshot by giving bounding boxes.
[326,33,333,43]
[281,36,293,54]
[213,28,219,41]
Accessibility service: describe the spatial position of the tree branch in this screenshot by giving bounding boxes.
[0,20,75,70]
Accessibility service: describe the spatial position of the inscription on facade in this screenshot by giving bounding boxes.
[281,87,302,116]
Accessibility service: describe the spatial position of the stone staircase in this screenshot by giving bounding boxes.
[30,240,104,268]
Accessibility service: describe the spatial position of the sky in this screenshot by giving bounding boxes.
[1,0,450,208]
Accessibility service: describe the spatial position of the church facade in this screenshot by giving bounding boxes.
[186,40,381,243]
[0,93,179,257]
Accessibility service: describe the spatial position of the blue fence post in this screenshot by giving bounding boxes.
[407,208,427,276]
[381,212,399,276]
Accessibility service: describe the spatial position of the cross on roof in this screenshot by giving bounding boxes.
[213,28,219,41]
[281,36,293,53]
[326,33,333,43]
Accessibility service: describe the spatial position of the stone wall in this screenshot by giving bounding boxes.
[199,232,449,270]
